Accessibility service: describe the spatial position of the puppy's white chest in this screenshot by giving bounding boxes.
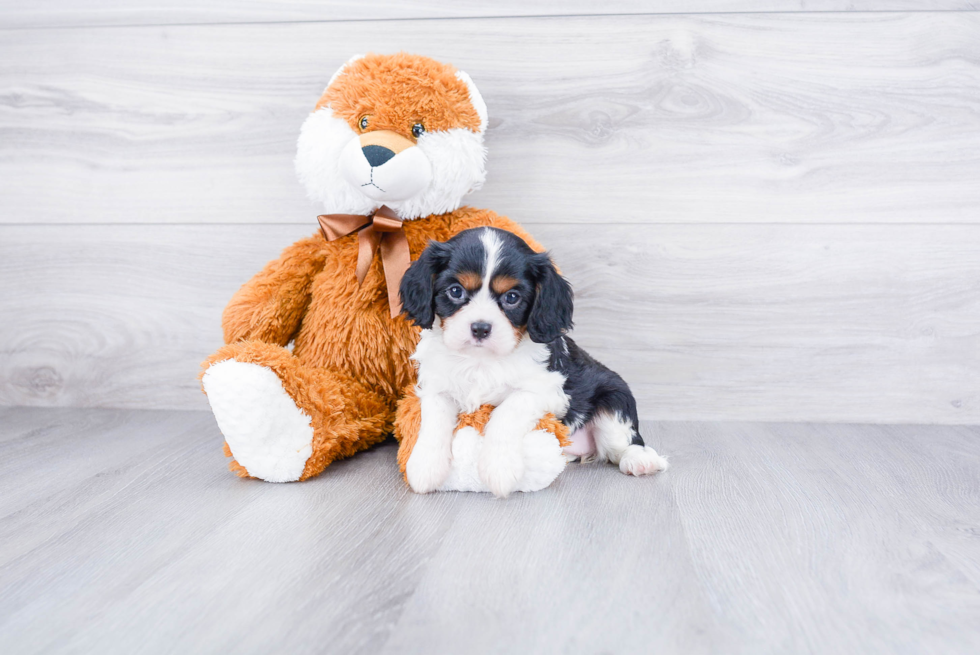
[413,331,569,415]
[445,364,524,411]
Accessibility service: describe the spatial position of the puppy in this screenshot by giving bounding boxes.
[400,227,668,497]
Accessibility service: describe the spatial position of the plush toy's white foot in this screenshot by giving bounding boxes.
[202,360,314,483]
[618,444,669,476]
[437,427,566,494]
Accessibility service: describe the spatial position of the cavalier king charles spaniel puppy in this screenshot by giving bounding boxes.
[400,227,668,497]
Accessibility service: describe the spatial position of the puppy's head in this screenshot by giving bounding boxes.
[400,228,573,355]
[295,52,488,220]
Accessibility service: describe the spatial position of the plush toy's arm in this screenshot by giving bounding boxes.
[451,210,547,254]
[222,233,328,345]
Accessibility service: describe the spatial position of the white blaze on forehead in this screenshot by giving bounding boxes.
[479,228,503,289]
[455,70,488,133]
[437,229,515,356]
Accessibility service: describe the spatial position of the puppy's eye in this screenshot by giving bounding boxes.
[359,116,369,130]
[411,123,425,138]
[447,284,465,301]
[502,290,521,307]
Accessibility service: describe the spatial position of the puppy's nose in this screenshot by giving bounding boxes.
[362,145,395,167]
[471,322,492,341]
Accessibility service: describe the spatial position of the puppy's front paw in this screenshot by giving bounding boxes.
[406,439,453,494]
[478,441,525,498]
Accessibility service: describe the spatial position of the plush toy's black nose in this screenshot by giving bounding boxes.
[362,145,395,167]
[471,322,492,341]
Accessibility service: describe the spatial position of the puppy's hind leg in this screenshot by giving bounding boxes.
[591,410,668,476]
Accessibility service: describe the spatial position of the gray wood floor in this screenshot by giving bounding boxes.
[1,408,977,654]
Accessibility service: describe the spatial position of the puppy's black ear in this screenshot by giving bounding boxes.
[527,253,574,343]
[399,240,450,329]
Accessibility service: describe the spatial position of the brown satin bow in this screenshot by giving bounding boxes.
[317,205,411,318]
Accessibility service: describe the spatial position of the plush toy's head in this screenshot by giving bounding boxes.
[296,52,488,220]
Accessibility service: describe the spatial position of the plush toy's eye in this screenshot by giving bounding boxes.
[447,284,465,301]
[359,116,369,130]
[412,123,426,138]
[502,290,521,308]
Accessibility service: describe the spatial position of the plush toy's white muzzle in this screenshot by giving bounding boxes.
[339,135,433,203]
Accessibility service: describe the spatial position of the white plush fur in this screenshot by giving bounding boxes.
[202,361,314,483]
[295,109,377,217]
[393,128,486,218]
[455,70,488,133]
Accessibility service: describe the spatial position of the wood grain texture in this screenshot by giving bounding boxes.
[1,408,978,654]
[1,1,977,29]
[2,222,978,423]
[1,13,979,225]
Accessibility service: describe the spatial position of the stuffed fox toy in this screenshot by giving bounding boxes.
[201,52,568,490]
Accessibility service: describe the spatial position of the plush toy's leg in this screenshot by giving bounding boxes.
[201,340,392,482]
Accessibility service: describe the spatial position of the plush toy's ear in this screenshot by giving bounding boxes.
[400,241,451,329]
[527,253,574,344]
[455,70,489,134]
[325,54,365,93]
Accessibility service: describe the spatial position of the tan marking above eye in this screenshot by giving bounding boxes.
[491,275,519,295]
[457,271,482,292]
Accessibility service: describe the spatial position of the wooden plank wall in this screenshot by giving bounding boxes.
[1,2,978,423]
